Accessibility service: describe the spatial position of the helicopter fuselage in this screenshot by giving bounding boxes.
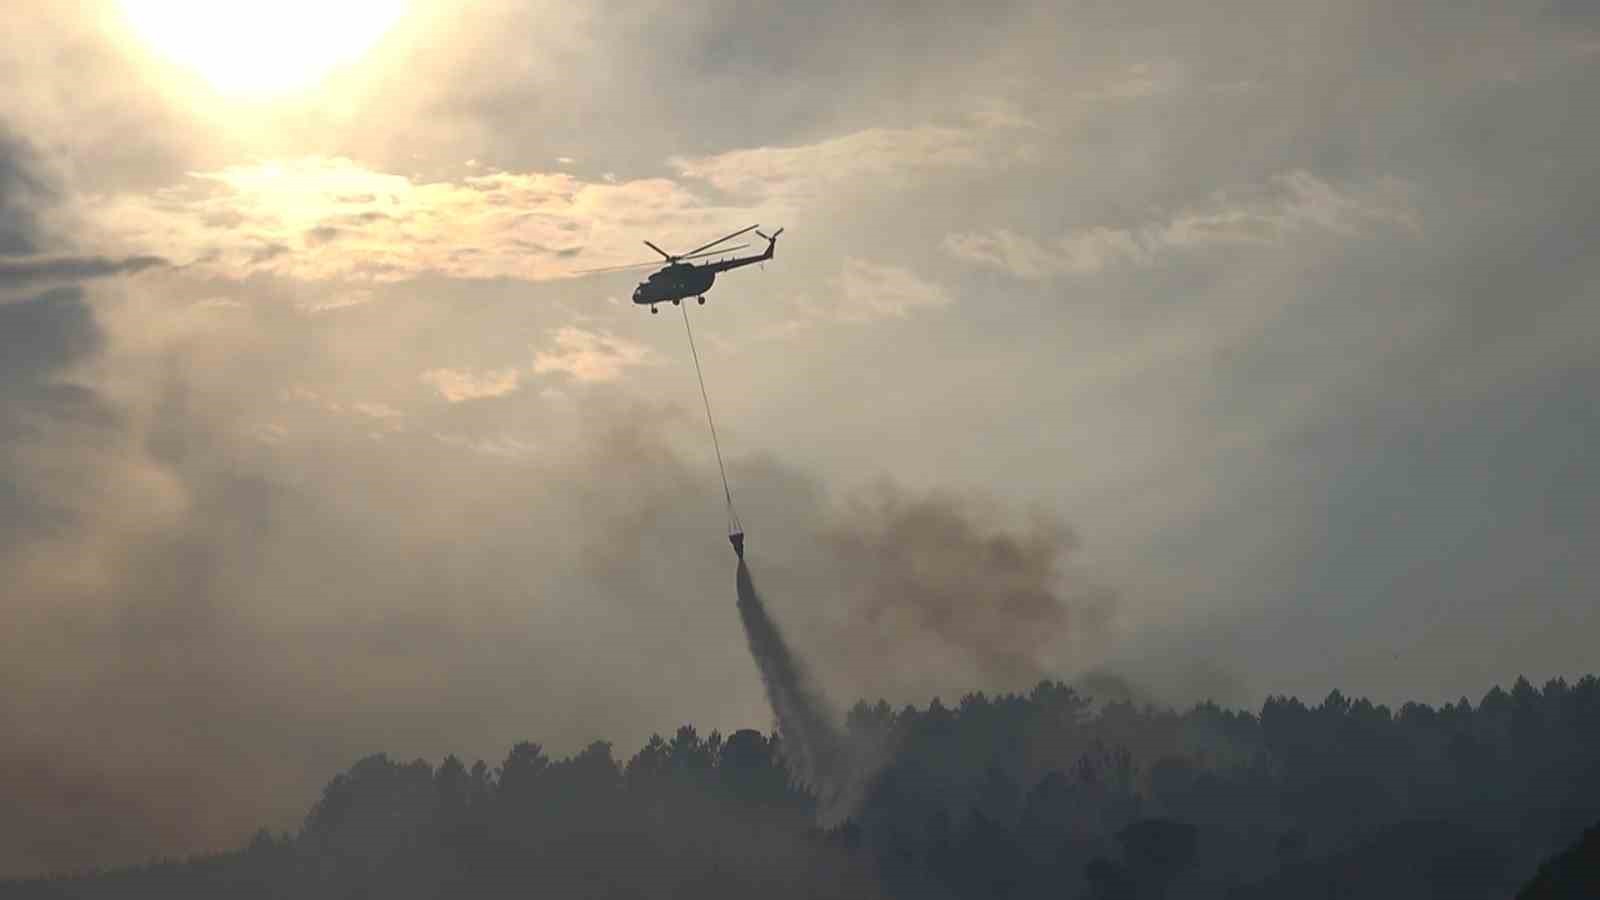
[607,226,780,312]
[633,264,716,306]
[631,239,775,308]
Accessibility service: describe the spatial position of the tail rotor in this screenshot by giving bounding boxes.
[757,228,783,271]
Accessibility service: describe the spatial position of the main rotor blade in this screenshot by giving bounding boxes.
[682,224,759,259]
[678,243,748,261]
[571,243,751,274]
[643,240,673,261]
[572,259,664,274]
[572,242,752,274]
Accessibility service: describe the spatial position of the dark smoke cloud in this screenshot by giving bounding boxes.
[0,254,169,290]
[0,131,190,877]
[0,134,117,556]
[816,483,1118,696]
[0,286,103,381]
[0,286,110,549]
[0,136,48,255]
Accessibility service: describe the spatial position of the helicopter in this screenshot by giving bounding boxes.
[575,224,783,313]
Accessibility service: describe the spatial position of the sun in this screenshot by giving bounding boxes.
[117,0,408,97]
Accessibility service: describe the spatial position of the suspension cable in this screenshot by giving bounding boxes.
[679,304,742,535]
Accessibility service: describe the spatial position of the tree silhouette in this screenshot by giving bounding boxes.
[1516,821,1600,899]
[5,674,1600,899]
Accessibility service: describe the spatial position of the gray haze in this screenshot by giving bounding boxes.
[2,0,1599,879]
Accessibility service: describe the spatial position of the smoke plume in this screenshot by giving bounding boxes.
[808,484,1118,701]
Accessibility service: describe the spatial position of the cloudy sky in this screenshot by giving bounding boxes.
[3,0,1597,878]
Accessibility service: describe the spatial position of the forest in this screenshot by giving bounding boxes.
[5,674,1599,899]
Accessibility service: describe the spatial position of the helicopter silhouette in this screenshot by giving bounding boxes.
[575,224,783,313]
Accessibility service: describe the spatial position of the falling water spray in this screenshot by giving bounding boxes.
[735,560,871,825]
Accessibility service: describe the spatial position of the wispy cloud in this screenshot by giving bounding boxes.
[669,122,1031,207]
[80,157,733,283]
[944,228,1148,279]
[74,112,1036,288]
[945,171,1421,279]
[836,259,953,322]
[350,402,403,422]
[431,432,539,459]
[420,367,523,403]
[757,259,953,336]
[0,253,167,291]
[419,328,659,403]
[532,326,657,383]
[1068,61,1183,103]
[297,288,376,314]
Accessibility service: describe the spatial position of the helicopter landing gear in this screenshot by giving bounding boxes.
[650,305,658,314]
[672,298,681,306]
[697,296,705,305]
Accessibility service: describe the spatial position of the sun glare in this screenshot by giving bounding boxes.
[118,0,408,97]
